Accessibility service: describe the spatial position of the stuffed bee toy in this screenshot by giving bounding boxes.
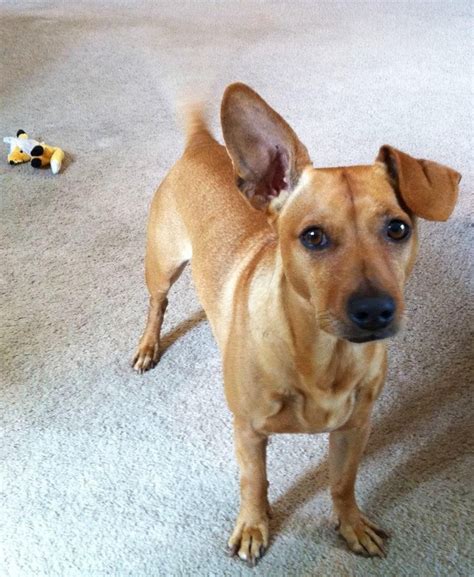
[4,130,65,174]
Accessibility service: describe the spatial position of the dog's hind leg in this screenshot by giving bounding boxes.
[132,177,191,373]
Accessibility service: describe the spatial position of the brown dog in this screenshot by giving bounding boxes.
[132,83,460,565]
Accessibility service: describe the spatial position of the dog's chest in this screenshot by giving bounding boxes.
[255,385,356,435]
[253,346,374,435]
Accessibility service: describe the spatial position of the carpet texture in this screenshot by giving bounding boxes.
[1,2,473,576]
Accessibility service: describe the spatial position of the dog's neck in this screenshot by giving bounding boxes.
[255,247,380,392]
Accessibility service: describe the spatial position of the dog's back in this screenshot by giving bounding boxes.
[165,107,271,314]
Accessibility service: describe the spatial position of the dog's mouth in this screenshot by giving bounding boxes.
[346,333,389,343]
[319,315,402,344]
[344,325,399,344]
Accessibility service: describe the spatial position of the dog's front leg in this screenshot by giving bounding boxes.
[228,417,270,566]
[329,423,388,557]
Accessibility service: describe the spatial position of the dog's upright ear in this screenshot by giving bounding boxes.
[377,145,461,221]
[221,83,311,212]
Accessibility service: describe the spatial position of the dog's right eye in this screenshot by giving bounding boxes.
[300,227,330,251]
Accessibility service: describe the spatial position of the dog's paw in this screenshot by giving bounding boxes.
[336,512,389,558]
[227,514,269,567]
[131,340,160,373]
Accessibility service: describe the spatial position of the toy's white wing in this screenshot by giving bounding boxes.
[3,136,40,153]
[3,136,16,151]
[15,138,41,154]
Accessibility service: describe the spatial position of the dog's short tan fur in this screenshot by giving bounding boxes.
[132,83,460,565]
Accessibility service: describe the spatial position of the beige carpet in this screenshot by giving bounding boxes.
[1,1,473,576]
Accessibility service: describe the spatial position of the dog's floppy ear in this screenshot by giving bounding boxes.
[377,145,461,221]
[221,83,311,212]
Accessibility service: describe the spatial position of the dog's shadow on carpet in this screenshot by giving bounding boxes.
[160,308,207,356]
[269,340,472,538]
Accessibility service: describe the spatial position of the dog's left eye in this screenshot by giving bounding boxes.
[300,227,330,250]
[386,219,411,241]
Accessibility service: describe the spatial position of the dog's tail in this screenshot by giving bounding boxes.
[179,100,214,149]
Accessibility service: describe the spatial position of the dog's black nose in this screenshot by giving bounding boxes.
[347,294,396,331]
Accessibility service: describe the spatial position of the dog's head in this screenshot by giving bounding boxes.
[221,83,461,343]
